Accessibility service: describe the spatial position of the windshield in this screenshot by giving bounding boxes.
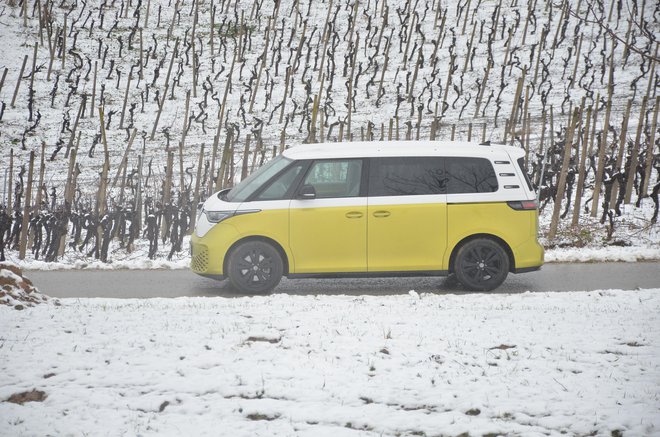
[225,155,292,202]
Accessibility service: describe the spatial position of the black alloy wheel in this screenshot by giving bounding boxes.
[227,241,283,294]
[454,238,509,291]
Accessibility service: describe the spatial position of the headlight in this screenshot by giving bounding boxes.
[205,210,234,223]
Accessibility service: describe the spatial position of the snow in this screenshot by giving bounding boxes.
[4,243,658,270]
[545,246,660,263]
[2,289,659,436]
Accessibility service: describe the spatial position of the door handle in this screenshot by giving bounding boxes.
[372,210,391,218]
[345,211,363,219]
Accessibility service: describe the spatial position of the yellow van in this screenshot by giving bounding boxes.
[191,141,543,293]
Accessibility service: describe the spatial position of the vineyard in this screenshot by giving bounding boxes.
[0,0,658,264]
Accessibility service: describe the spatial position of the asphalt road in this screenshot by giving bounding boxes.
[26,262,660,298]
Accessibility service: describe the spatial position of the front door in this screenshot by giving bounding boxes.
[289,159,367,273]
[367,157,448,272]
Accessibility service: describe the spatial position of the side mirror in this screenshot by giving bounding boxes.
[298,184,316,199]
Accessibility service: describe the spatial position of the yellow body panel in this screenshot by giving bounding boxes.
[368,203,447,271]
[444,203,544,270]
[191,209,291,276]
[289,204,367,273]
[191,201,543,278]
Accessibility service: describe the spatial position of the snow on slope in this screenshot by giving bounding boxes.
[1,289,659,436]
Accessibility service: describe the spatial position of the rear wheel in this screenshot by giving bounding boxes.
[454,238,509,291]
[227,241,283,294]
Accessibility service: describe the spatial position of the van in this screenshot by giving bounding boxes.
[191,141,543,293]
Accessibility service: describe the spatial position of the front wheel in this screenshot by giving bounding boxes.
[454,238,509,291]
[227,241,283,294]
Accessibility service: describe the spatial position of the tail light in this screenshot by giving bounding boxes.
[507,200,538,210]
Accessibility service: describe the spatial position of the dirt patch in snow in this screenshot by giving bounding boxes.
[4,390,48,405]
[0,263,55,309]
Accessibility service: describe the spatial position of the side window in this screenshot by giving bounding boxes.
[368,157,447,196]
[256,164,304,200]
[302,160,362,198]
[446,157,498,194]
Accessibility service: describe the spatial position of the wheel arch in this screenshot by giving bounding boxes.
[448,233,515,274]
[223,236,290,276]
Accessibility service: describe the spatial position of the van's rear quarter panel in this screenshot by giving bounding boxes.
[445,203,542,269]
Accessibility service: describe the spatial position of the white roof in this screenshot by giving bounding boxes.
[282,141,525,160]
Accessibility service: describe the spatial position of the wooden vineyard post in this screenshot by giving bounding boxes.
[208,129,221,195]
[376,32,392,105]
[34,142,46,210]
[179,90,191,190]
[524,112,531,168]
[90,61,98,118]
[279,66,291,124]
[191,0,199,98]
[0,68,8,96]
[610,99,632,205]
[346,38,360,141]
[136,155,143,231]
[641,96,660,197]
[547,108,579,241]
[241,135,251,181]
[568,34,583,90]
[61,14,67,69]
[249,18,271,113]
[215,127,233,192]
[508,72,525,145]
[112,128,138,187]
[571,105,592,227]
[10,55,28,108]
[161,151,174,240]
[66,95,87,156]
[624,96,648,204]
[28,45,38,121]
[59,133,80,257]
[119,73,133,129]
[18,151,35,260]
[139,29,144,81]
[190,144,205,232]
[535,110,547,186]
[150,38,180,140]
[591,49,615,217]
[7,149,13,210]
[474,61,492,117]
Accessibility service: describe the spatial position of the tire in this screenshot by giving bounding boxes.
[454,238,509,291]
[227,241,283,294]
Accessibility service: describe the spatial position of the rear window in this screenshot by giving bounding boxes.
[368,157,447,196]
[445,157,498,194]
[517,157,534,191]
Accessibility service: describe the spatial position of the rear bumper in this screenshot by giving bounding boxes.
[512,238,544,270]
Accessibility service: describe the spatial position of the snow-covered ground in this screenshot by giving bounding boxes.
[4,242,660,271]
[1,289,659,436]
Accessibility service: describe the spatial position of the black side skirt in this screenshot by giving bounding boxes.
[288,270,449,279]
[513,266,542,274]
